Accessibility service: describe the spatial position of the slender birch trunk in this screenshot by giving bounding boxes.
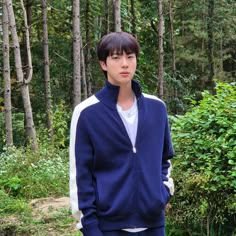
[3,0,13,146]
[157,0,164,99]
[85,0,92,97]
[73,0,81,107]
[22,0,32,77]
[20,0,33,84]
[42,0,53,136]
[80,39,87,100]
[113,0,121,32]
[6,0,38,151]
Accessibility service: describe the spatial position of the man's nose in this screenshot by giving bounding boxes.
[121,57,128,67]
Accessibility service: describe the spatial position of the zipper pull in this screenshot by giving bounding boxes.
[133,146,137,153]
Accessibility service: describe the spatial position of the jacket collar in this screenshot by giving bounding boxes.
[95,80,142,110]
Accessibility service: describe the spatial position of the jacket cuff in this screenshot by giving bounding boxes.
[80,223,103,236]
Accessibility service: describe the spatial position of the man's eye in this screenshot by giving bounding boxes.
[112,56,119,60]
[128,55,135,59]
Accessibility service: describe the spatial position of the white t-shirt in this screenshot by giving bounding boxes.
[116,96,147,233]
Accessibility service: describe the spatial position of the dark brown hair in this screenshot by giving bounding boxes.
[97,32,140,63]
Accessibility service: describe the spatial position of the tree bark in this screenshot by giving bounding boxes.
[42,0,53,136]
[6,0,38,151]
[22,0,32,78]
[169,0,178,113]
[113,0,121,32]
[3,0,13,146]
[80,38,87,100]
[73,0,82,107]
[130,0,136,37]
[105,0,110,34]
[169,0,176,78]
[20,0,33,83]
[206,0,216,93]
[157,0,164,99]
[85,0,93,97]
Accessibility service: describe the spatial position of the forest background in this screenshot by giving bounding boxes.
[0,0,235,235]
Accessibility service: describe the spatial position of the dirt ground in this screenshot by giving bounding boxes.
[0,197,80,236]
[30,197,70,216]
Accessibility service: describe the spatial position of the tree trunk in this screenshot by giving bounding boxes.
[219,28,223,72]
[3,0,13,146]
[105,0,110,34]
[113,0,121,32]
[6,0,38,151]
[157,0,164,99]
[20,0,33,83]
[42,0,53,136]
[80,38,87,100]
[206,0,216,93]
[169,0,178,113]
[73,0,82,107]
[130,0,136,37]
[85,0,93,97]
[169,0,176,78]
[200,0,207,90]
[22,0,32,78]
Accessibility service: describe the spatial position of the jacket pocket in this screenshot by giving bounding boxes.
[137,176,169,217]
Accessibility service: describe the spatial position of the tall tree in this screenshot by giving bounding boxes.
[105,0,110,34]
[85,0,93,97]
[72,0,82,107]
[113,0,121,32]
[6,0,38,150]
[3,0,13,146]
[168,0,176,79]
[206,0,216,93]
[81,39,87,100]
[22,0,32,77]
[168,0,178,113]
[42,0,53,136]
[157,0,164,99]
[130,0,137,36]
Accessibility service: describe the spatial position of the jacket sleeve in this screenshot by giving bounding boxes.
[162,116,175,197]
[70,107,103,236]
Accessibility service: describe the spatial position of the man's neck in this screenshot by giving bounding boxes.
[117,83,134,111]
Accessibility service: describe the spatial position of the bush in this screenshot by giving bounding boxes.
[0,145,69,200]
[168,82,236,235]
[0,190,30,216]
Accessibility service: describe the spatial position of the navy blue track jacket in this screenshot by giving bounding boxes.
[70,80,174,236]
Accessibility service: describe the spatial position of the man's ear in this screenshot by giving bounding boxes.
[99,61,107,71]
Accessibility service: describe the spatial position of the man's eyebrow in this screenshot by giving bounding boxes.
[110,51,122,55]
[110,51,135,56]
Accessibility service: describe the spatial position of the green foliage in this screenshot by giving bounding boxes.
[1,176,22,197]
[51,102,71,148]
[0,145,69,200]
[36,101,71,148]
[168,82,236,235]
[0,112,25,151]
[0,190,30,216]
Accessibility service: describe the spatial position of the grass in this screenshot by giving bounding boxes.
[0,207,82,236]
[0,145,235,235]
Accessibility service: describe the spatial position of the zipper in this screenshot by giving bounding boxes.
[116,107,138,154]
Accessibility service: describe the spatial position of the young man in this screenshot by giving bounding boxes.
[70,32,174,236]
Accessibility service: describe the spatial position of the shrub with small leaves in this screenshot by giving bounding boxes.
[168,82,236,235]
[0,145,69,199]
[0,190,30,216]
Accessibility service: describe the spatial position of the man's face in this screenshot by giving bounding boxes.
[100,51,137,86]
